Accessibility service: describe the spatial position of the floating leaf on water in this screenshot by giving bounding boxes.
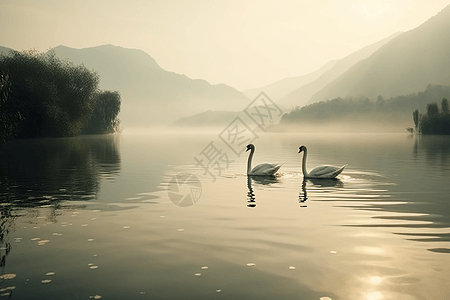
[289,266,296,270]
[90,266,99,269]
[201,266,208,270]
[194,273,201,276]
[0,274,16,280]
[41,279,51,284]
[46,272,55,276]
[246,263,256,267]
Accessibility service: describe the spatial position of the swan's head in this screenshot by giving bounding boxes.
[298,145,306,153]
[246,144,255,152]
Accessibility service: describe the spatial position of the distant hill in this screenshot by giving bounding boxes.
[243,60,337,102]
[309,4,450,104]
[50,45,249,127]
[277,32,402,109]
[278,84,450,133]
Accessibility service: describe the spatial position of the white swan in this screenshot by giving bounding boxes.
[298,145,346,179]
[246,144,282,176]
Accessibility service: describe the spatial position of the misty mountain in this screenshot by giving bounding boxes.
[172,110,242,128]
[243,60,337,101]
[308,5,450,104]
[51,45,250,127]
[277,32,402,109]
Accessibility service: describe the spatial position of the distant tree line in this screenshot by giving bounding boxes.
[0,50,120,146]
[413,98,450,134]
[281,85,450,124]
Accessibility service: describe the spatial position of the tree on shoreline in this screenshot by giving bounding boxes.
[416,98,450,135]
[83,91,121,134]
[0,49,121,145]
[1,73,24,145]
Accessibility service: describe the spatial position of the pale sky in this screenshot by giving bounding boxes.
[1,0,449,90]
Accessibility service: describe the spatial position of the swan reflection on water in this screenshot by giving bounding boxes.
[299,177,344,207]
[307,178,344,188]
[299,179,308,207]
[246,174,343,208]
[246,175,280,208]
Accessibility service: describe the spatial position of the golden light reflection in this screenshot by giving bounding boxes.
[367,291,383,300]
[370,276,382,284]
[354,246,386,255]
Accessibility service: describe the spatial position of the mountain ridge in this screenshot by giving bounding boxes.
[277,31,402,109]
[308,4,450,104]
[51,45,250,126]
[243,59,338,101]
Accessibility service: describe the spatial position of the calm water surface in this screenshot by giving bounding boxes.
[0,132,449,300]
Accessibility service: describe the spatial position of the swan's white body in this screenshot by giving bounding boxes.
[298,145,346,179]
[246,144,281,176]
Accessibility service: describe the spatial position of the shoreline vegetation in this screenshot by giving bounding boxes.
[278,85,450,134]
[0,49,121,146]
[413,98,450,135]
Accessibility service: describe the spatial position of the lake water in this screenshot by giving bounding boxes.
[0,132,449,300]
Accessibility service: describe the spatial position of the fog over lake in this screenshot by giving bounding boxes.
[0,131,449,299]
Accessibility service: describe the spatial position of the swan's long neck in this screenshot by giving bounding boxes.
[301,148,309,177]
[247,148,254,174]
